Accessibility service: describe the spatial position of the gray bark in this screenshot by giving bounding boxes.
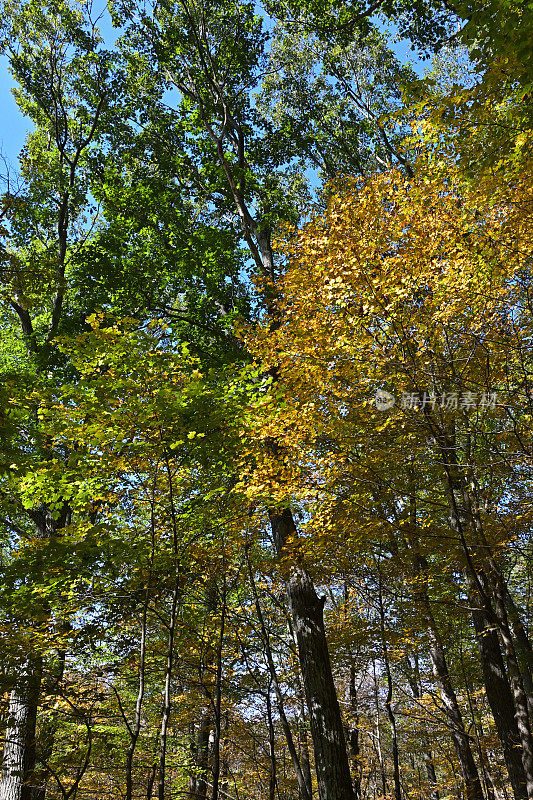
[270,508,355,800]
[0,659,44,800]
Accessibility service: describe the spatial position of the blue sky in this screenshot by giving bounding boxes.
[0,56,31,167]
[0,13,429,173]
[0,2,118,170]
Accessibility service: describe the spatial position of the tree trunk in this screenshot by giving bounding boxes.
[504,588,533,717]
[0,658,44,800]
[490,588,533,800]
[443,460,533,797]
[220,712,229,800]
[126,585,150,800]
[0,506,70,800]
[266,685,277,800]
[404,655,440,800]
[210,105,354,799]
[296,682,313,800]
[348,667,362,800]
[378,574,402,800]
[423,752,440,800]
[147,763,157,800]
[468,553,533,800]
[228,140,354,798]
[211,580,226,800]
[157,570,181,800]
[270,508,355,800]
[472,605,528,800]
[287,602,314,799]
[247,548,312,800]
[411,552,484,800]
[193,716,211,800]
[372,658,388,798]
[424,605,484,800]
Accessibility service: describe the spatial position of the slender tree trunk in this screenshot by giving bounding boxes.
[157,570,181,800]
[382,637,402,800]
[405,481,482,800]
[460,632,494,800]
[126,514,154,800]
[472,605,528,800]
[246,547,312,800]
[411,552,484,800]
[490,587,533,800]
[503,588,533,718]
[147,763,157,800]
[424,606,484,800]
[372,658,388,798]
[157,449,185,800]
[405,655,439,800]
[349,667,362,800]
[378,575,402,800]
[188,723,197,799]
[220,712,229,800]
[211,580,226,800]
[126,599,148,800]
[423,752,440,800]
[296,685,313,800]
[193,716,211,800]
[270,509,355,800]
[266,684,277,800]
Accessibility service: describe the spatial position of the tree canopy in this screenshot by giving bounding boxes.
[1,0,533,799]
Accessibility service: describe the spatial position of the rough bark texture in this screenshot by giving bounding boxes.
[270,508,355,800]
[472,606,528,800]
[0,507,70,800]
[0,660,44,800]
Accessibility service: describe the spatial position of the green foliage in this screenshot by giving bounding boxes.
[1,0,533,798]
